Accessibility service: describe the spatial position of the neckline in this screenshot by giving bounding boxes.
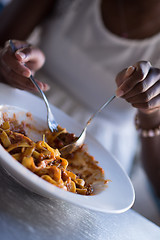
[94,0,160,46]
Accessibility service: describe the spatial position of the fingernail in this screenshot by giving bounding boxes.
[125,66,135,78]
[44,84,50,91]
[116,89,124,97]
[41,83,50,91]
[16,51,26,60]
[23,70,30,77]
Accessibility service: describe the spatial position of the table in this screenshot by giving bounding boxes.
[0,165,160,240]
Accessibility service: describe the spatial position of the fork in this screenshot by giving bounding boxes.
[60,95,116,156]
[9,40,58,132]
[9,40,115,154]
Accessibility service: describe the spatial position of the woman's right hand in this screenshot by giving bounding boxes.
[0,40,50,91]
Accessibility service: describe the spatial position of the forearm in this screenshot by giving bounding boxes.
[0,0,55,47]
[115,61,160,196]
[138,109,160,197]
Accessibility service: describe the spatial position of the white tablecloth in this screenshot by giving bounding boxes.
[0,164,160,240]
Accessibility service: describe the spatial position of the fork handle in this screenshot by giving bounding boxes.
[9,40,58,132]
[9,40,49,109]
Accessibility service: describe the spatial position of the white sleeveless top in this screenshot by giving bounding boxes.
[39,0,160,173]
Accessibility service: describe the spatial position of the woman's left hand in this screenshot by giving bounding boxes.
[115,61,160,114]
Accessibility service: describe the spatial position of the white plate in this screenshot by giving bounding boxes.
[0,83,135,213]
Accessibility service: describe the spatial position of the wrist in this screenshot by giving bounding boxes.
[137,109,160,129]
[135,109,160,137]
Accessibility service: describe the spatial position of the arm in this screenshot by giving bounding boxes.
[0,0,55,47]
[138,109,160,197]
[116,61,160,197]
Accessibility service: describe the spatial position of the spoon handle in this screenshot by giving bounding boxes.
[87,95,116,125]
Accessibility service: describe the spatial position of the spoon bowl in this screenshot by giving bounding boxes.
[60,95,116,157]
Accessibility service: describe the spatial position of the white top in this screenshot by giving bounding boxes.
[39,0,160,173]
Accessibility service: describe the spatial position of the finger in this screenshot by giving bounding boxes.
[5,39,30,51]
[16,79,50,92]
[1,66,35,90]
[1,66,50,92]
[2,48,31,77]
[15,47,45,70]
[116,66,136,87]
[122,68,160,99]
[116,61,151,97]
[35,80,50,92]
[131,94,160,110]
[125,80,160,104]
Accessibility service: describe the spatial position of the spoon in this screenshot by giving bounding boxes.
[60,95,116,156]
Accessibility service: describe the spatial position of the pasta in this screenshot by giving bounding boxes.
[45,127,109,193]
[0,113,108,195]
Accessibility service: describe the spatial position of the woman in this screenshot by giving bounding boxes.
[0,0,160,198]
